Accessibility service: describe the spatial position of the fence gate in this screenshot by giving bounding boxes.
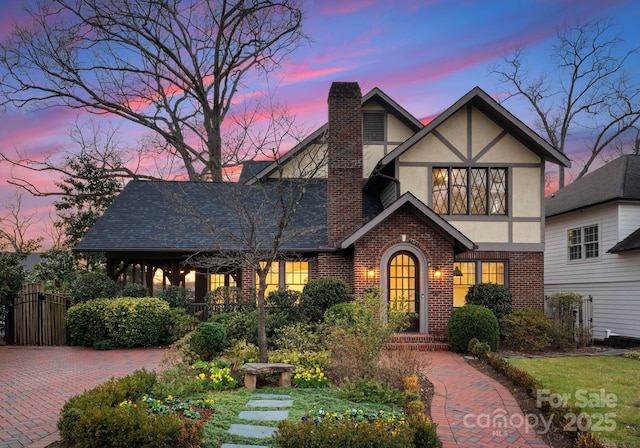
[7,283,70,346]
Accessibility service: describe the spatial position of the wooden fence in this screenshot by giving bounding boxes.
[7,283,70,346]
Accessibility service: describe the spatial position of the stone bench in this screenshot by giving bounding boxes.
[240,363,295,390]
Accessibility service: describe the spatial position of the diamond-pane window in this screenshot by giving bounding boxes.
[432,167,507,216]
[470,169,487,214]
[490,169,507,215]
[432,168,449,214]
[451,169,468,214]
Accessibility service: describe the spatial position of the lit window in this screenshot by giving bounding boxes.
[255,261,309,294]
[432,167,507,215]
[285,261,309,292]
[481,262,505,284]
[209,273,237,290]
[453,262,475,307]
[453,261,506,307]
[568,225,599,261]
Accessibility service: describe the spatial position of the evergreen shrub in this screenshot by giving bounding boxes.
[447,305,499,352]
[465,282,512,320]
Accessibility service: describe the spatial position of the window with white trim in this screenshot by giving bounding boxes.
[568,225,599,261]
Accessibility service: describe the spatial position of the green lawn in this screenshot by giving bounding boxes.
[202,387,404,447]
[508,356,640,447]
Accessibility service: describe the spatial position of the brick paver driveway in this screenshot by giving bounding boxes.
[0,345,166,448]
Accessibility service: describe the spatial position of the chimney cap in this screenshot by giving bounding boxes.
[329,82,361,99]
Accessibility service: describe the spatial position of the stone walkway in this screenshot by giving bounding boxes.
[222,393,292,448]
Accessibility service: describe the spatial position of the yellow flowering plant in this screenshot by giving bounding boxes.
[293,366,330,388]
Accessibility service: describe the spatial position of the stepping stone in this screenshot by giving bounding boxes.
[228,423,277,438]
[239,410,288,421]
[252,393,292,399]
[221,444,269,448]
[246,399,292,408]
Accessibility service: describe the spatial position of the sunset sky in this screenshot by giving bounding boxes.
[0,0,639,248]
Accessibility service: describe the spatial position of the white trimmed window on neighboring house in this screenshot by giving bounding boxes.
[568,224,599,261]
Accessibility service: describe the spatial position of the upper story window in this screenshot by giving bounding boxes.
[432,167,507,215]
[363,111,385,142]
[568,225,599,261]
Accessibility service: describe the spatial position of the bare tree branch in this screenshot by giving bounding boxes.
[491,20,640,189]
[0,0,307,182]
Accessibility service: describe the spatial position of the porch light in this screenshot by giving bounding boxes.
[433,267,442,279]
[367,267,375,279]
[453,266,463,277]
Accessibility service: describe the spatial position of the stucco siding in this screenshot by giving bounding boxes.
[364,144,385,178]
[512,221,541,243]
[477,133,541,164]
[512,167,542,219]
[400,133,461,163]
[387,113,416,142]
[435,108,467,153]
[399,166,429,203]
[470,106,503,158]
[275,143,327,179]
[449,220,509,243]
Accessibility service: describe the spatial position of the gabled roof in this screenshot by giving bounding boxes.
[74,179,329,253]
[245,87,424,183]
[237,160,273,184]
[546,154,640,218]
[244,125,327,185]
[362,87,424,131]
[339,192,476,254]
[376,86,571,169]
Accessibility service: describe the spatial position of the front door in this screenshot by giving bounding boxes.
[388,251,419,332]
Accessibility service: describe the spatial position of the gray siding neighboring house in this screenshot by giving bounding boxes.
[544,154,640,341]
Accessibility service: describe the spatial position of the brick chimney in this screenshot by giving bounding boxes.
[327,82,363,247]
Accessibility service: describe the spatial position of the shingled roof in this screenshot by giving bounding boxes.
[74,179,331,253]
[546,154,640,218]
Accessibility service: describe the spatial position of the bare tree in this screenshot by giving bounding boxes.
[491,20,640,189]
[0,193,44,255]
[165,98,326,362]
[0,0,307,182]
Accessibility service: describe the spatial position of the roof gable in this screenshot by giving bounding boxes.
[546,154,640,217]
[377,86,571,169]
[246,87,424,183]
[339,192,476,253]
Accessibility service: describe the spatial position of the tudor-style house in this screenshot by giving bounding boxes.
[75,82,570,341]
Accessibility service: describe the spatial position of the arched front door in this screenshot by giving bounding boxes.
[388,251,420,332]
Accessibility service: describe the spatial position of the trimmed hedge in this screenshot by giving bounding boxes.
[58,369,203,448]
[70,271,116,305]
[188,321,228,361]
[447,305,499,353]
[67,297,177,348]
